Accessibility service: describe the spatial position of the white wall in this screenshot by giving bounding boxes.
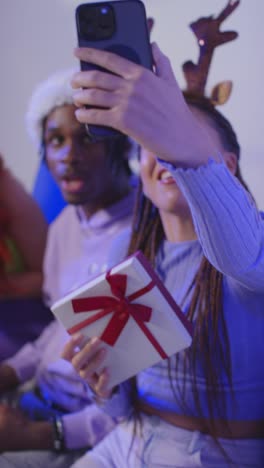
[1,0,263,208]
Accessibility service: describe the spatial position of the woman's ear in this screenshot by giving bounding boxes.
[223,152,237,175]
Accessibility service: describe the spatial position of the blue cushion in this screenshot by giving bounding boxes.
[32,160,66,224]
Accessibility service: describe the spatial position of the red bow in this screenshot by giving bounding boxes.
[69,273,167,359]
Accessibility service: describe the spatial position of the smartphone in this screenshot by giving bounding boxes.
[75,0,153,141]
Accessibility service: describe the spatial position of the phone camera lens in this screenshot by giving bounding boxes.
[79,4,115,40]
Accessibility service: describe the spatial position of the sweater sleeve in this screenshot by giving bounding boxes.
[62,404,116,450]
[4,321,57,382]
[160,158,264,292]
[106,227,131,269]
[96,380,133,420]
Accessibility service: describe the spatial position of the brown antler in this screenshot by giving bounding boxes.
[147,17,155,34]
[183,0,240,96]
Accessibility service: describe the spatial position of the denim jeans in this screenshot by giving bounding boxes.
[72,414,264,468]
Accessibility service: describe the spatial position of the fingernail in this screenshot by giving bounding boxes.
[73,333,84,342]
[90,336,100,346]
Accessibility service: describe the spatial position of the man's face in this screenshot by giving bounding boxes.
[44,104,114,208]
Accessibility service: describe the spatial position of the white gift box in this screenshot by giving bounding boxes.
[51,251,192,388]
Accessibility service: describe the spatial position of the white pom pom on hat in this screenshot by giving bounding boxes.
[25,68,78,149]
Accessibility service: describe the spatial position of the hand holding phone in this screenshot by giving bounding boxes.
[72,41,219,170]
[75,0,153,141]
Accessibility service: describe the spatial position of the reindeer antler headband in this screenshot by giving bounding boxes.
[182,0,240,105]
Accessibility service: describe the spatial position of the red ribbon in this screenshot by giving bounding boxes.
[69,272,168,359]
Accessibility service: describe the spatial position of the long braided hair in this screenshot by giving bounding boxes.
[126,94,253,442]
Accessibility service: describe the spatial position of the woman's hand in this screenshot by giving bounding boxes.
[72,43,218,167]
[62,335,112,399]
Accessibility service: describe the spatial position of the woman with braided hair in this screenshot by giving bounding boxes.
[63,53,264,467]
[63,4,264,465]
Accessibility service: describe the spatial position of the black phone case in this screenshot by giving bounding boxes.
[75,0,153,141]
